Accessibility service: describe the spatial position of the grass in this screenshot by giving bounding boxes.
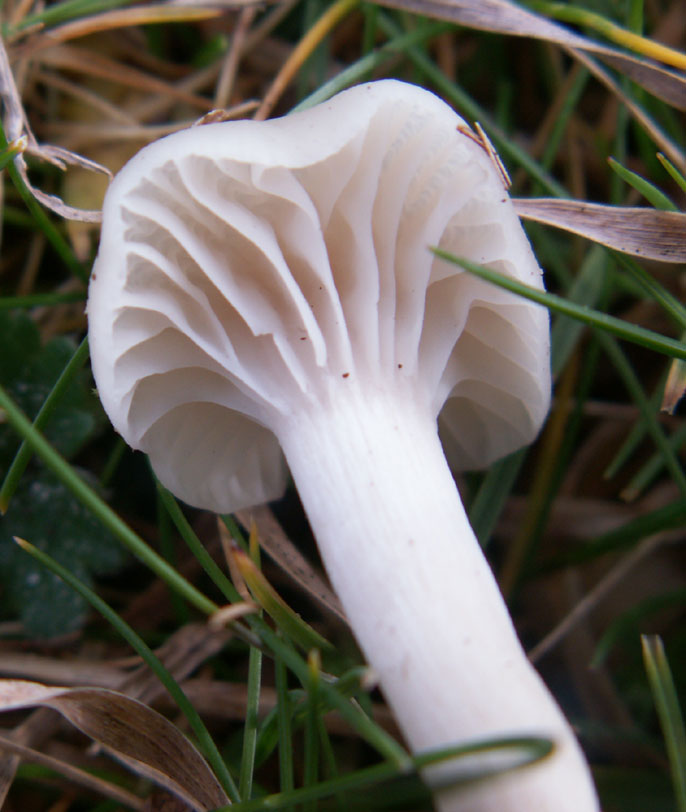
[0,0,684,809]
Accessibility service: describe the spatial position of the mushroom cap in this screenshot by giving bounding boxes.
[88,79,550,513]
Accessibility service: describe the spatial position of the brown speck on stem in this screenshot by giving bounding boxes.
[342,372,350,378]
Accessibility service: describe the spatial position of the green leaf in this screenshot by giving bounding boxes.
[0,471,127,637]
[0,312,102,469]
[642,635,686,812]
[0,313,115,636]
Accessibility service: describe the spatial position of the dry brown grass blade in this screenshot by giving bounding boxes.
[236,505,347,623]
[45,120,195,146]
[0,653,124,687]
[0,680,229,812]
[22,44,213,111]
[17,5,225,52]
[119,622,235,706]
[214,5,257,109]
[567,46,685,169]
[0,732,144,810]
[36,68,139,126]
[514,198,686,262]
[0,707,61,808]
[5,0,35,29]
[528,532,676,663]
[0,624,234,700]
[0,744,19,808]
[374,0,686,110]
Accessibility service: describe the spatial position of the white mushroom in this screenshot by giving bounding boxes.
[87,80,599,811]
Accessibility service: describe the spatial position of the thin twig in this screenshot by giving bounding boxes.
[529,531,677,663]
[254,0,360,120]
[214,6,257,109]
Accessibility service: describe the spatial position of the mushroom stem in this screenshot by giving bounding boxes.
[276,380,599,811]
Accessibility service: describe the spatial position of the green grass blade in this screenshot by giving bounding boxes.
[550,245,607,376]
[303,651,321,812]
[591,590,686,667]
[539,66,591,175]
[3,206,35,228]
[0,122,87,284]
[258,623,410,768]
[158,484,408,767]
[156,489,190,624]
[548,500,686,568]
[233,545,335,655]
[608,158,679,211]
[657,153,686,195]
[620,422,686,501]
[275,651,295,809]
[13,536,240,802]
[597,334,686,499]
[292,19,451,113]
[603,377,663,481]
[216,735,553,812]
[155,484,408,768]
[528,0,686,69]
[238,643,263,799]
[99,437,127,487]
[468,450,525,548]
[431,249,686,361]
[6,0,134,33]
[155,480,242,604]
[641,635,686,812]
[0,136,27,170]
[0,336,90,512]
[614,253,686,333]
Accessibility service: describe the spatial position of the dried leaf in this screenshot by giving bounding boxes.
[236,505,346,623]
[514,198,686,263]
[0,732,145,809]
[2,36,110,221]
[14,153,104,222]
[375,0,686,109]
[0,680,229,812]
[26,142,112,176]
[0,35,25,143]
[0,708,59,807]
[0,624,235,803]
